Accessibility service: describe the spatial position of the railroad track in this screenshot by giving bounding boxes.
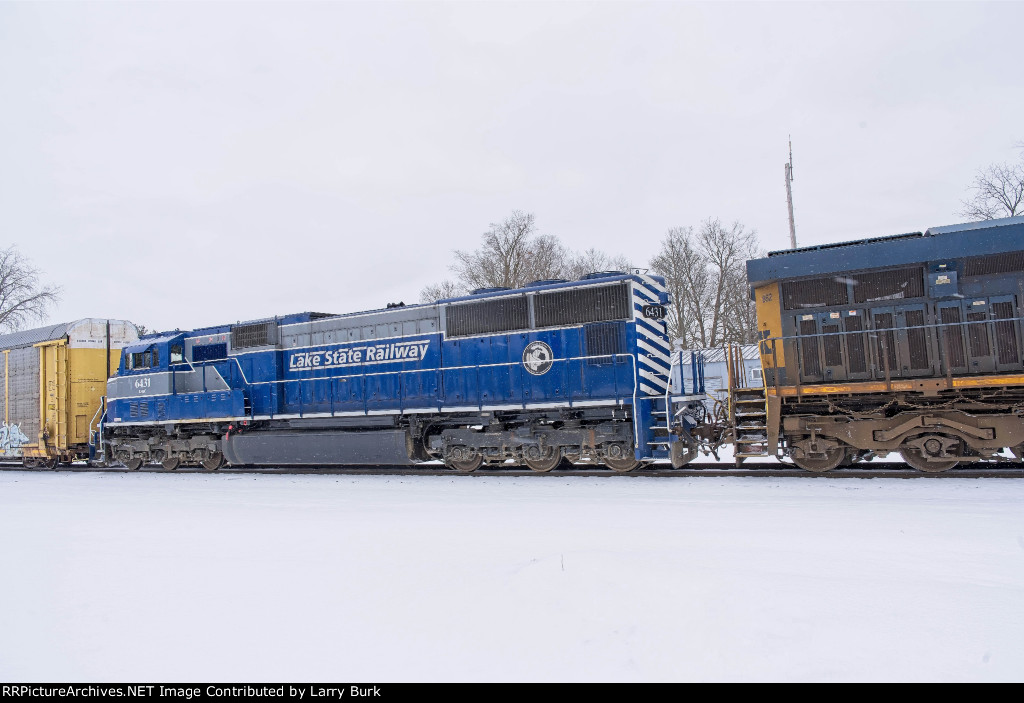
[1,461,1022,478]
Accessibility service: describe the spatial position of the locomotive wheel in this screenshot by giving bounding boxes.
[899,448,958,473]
[161,456,181,471]
[123,457,144,471]
[201,452,226,471]
[524,449,561,473]
[447,454,483,473]
[604,444,640,473]
[791,446,845,473]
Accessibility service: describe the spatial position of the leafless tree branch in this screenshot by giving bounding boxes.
[0,246,61,333]
[650,220,760,348]
[959,156,1024,220]
[423,211,631,296]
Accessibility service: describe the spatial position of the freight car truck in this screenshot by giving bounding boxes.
[0,319,137,467]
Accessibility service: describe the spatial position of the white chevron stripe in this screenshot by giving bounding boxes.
[632,288,657,304]
[638,335,671,358]
[635,277,666,299]
[638,368,668,386]
[638,357,671,378]
[630,329,671,352]
[635,316,669,339]
[638,274,666,292]
[639,383,662,396]
[637,338,670,361]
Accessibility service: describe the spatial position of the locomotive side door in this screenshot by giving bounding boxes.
[816,311,847,381]
[842,309,871,380]
[895,303,934,377]
[870,306,899,380]
[795,313,823,383]
[990,295,1024,372]
[962,298,997,374]
[935,300,969,376]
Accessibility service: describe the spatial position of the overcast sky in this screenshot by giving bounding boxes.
[2,1,1021,332]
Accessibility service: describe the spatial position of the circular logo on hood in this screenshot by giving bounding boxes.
[522,341,554,375]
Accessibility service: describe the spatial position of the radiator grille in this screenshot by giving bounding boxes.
[853,267,924,303]
[782,277,848,310]
[963,251,1024,277]
[845,316,867,373]
[905,309,930,370]
[535,283,631,328]
[993,301,1020,365]
[940,307,965,369]
[232,321,276,349]
[822,323,842,367]
[873,312,897,373]
[798,318,821,377]
[192,343,227,362]
[446,296,529,338]
[967,310,991,358]
[584,323,627,365]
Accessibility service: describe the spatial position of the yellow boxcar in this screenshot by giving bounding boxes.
[0,319,137,467]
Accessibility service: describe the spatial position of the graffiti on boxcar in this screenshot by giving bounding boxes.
[0,423,30,457]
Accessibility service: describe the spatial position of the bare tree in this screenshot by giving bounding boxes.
[449,210,562,291]
[649,227,707,347]
[421,211,631,299]
[650,219,760,348]
[563,247,633,281]
[697,218,760,346]
[959,150,1024,220]
[419,280,466,304]
[0,246,61,332]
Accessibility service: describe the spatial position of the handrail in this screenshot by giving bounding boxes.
[89,396,106,435]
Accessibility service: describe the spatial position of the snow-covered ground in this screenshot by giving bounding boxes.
[0,471,1021,682]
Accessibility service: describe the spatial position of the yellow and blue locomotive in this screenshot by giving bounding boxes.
[737,215,1024,471]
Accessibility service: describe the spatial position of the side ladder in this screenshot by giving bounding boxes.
[726,345,770,464]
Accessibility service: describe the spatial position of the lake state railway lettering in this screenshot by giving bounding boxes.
[289,341,430,371]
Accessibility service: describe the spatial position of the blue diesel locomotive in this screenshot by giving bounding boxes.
[99,272,707,471]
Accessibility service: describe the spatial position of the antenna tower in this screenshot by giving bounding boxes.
[785,137,797,249]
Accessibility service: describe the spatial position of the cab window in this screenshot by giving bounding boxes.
[130,350,154,369]
[170,344,184,364]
